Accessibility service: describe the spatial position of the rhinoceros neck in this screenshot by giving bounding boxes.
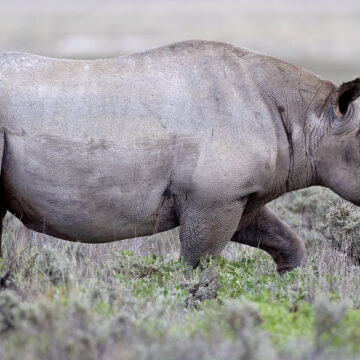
[272,73,335,193]
[244,51,336,194]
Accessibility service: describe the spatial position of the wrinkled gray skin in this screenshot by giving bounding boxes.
[0,40,360,273]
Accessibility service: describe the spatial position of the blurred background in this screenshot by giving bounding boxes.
[0,0,359,85]
[0,0,360,258]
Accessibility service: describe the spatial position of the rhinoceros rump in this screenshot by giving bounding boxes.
[0,40,359,273]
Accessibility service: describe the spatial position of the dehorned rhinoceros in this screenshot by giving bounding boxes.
[0,40,359,273]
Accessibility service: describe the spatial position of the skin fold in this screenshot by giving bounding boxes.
[0,40,359,272]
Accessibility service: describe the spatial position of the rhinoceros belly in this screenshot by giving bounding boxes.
[1,132,180,243]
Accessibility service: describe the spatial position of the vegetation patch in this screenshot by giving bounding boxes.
[1,187,360,359]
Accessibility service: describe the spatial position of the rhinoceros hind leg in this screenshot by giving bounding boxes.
[178,197,247,267]
[231,206,306,274]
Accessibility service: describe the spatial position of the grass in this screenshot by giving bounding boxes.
[1,187,360,359]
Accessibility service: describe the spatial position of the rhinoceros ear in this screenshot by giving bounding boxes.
[335,78,360,117]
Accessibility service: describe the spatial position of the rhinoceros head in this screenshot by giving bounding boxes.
[317,78,360,205]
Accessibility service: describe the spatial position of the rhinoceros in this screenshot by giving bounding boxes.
[0,40,359,273]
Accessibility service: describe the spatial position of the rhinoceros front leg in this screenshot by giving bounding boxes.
[178,197,247,267]
[231,206,306,273]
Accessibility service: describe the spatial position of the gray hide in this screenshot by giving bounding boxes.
[0,40,360,272]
